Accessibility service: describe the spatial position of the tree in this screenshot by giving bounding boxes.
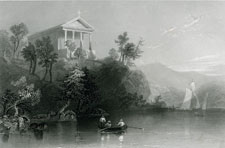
[115,32,144,65]
[6,76,41,116]
[65,40,76,59]
[10,23,28,58]
[108,48,119,61]
[0,89,16,116]
[49,53,58,82]
[21,42,37,74]
[81,67,101,113]
[115,32,129,63]
[36,36,58,81]
[0,30,12,58]
[59,66,84,115]
[74,47,87,60]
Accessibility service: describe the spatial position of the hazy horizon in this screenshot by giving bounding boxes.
[1,1,225,76]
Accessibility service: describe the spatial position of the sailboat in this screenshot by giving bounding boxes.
[180,88,192,110]
[180,81,201,111]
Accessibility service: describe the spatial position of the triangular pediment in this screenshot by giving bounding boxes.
[62,17,94,32]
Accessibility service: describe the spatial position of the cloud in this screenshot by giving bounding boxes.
[183,18,200,28]
[190,54,220,62]
[161,14,204,37]
[162,27,177,35]
[169,54,225,76]
[147,43,163,50]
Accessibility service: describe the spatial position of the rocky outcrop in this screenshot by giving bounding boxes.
[148,83,183,107]
[123,70,151,101]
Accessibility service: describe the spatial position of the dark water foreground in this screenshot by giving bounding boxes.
[1,111,225,148]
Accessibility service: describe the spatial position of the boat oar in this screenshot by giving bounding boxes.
[99,127,109,132]
[128,126,144,130]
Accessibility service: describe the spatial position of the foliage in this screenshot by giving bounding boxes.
[0,89,16,116]
[58,66,102,115]
[80,67,101,113]
[0,30,12,58]
[21,42,37,74]
[119,92,146,110]
[1,76,41,116]
[108,48,119,61]
[59,66,85,114]
[10,23,28,58]
[94,59,148,111]
[115,32,143,66]
[115,32,129,63]
[36,36,58,82]
[150,95,167,108]
[65,40,76,59]
[74,47,87,60]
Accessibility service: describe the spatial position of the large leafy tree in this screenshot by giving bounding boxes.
[115,32,129,63]
[65,40,76,59]
[115,32,144,66]
[0,30,12,58]
[0,89,16,116]
[36,37,58,82]
[74,47,87,60]
[5,76,41,116]
[108,48,119,61]
[10,23,28,58]
[59,66,84,115]
[80,67,101,113]
[21,42,37,74]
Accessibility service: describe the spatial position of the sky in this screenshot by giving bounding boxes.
[1,1,225,76]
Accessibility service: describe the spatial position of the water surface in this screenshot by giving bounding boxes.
[1,111,225,148]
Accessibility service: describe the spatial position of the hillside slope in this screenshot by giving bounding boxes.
[0,58,39,95]
[139,63,220,107]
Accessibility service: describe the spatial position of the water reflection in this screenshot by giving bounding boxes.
[33,129,43,140]
[2,133,9,143]
[100,131,125,148]
[1,125,10,143]
[1,112,225,148]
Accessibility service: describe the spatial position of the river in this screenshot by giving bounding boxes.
[1,111,225,148]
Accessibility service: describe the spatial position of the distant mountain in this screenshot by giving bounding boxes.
[140,63,215,91]
[139,63,221,107]
[198,81,225,109]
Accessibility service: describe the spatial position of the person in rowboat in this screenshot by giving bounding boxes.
[117,119,126,127]
[105,121,112,128]
[99,115,106,128]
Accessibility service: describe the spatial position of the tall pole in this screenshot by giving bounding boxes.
[72,31,75,41]
[64,30,67,42]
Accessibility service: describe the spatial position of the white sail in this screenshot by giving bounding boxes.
[190,81,201,109]
[192,92,201,109]
[181,88,192,110]
[190,81,196,92]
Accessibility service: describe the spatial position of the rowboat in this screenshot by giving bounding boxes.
[100,125,127,134]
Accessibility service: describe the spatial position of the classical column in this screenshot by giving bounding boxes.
[64,30,70,58]
[64,30,67,42]
[72,31,75,41]
[89,33,92,51]
[80,32,83,49]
